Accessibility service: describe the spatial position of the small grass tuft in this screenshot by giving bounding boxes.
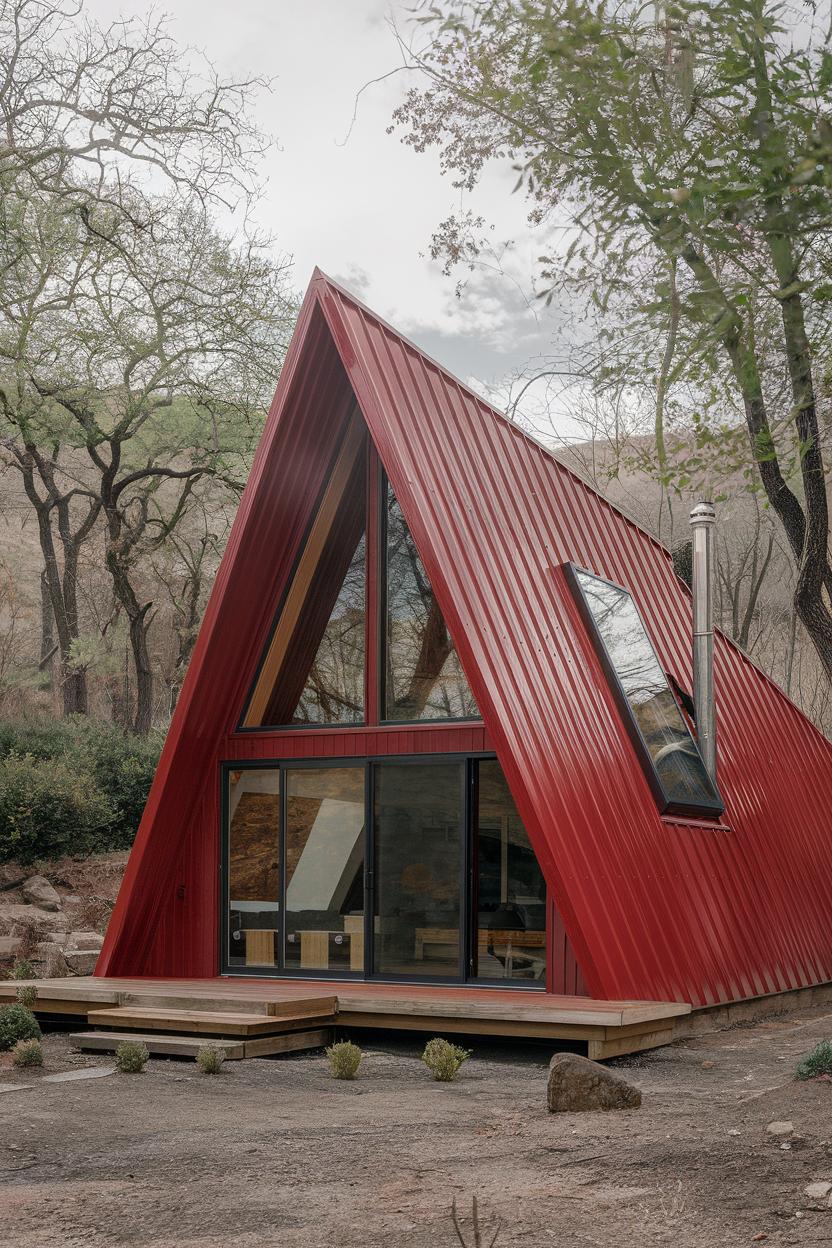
[11,959,35,981]
[115,1040,149,1073]
[16,984,38,1010]
[196,1044,225,1075]
[422,1037,471,1082]
[795,1039,832,1081]
[0,1004,41,1052]
[12,1038,43,1068]
[326,1039,362,1080]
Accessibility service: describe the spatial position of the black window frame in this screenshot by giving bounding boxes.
[219,752,548,988]
[565,562,725,820]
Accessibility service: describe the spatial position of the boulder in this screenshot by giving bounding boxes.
[0,904,66,937]
[766,1121,795,1137]
[65,931,104,953]
[804,1181,832,1202]
[43,944,71,978]
[0,934,23,958]
[63,949,99,975]
[547,1052,642,1113]
[21,875,61,911]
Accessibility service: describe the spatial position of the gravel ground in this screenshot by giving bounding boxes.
[2,1002,832,1248]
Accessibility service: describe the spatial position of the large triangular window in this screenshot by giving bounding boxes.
[243,418,366,727]
[383,478,479,722]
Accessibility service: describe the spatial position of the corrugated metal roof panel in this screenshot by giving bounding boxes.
[321,275,832,1007]
[101,270,832,1007]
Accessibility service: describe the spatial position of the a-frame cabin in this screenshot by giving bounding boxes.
[44,268,831,1057]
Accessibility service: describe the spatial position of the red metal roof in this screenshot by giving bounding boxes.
[99,270,832,1006]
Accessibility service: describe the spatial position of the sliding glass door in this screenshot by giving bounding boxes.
[372,762,464,979]
[226,768,281,970]
[224,763,365,976]
[284,766,365,973]
[223,756,547,986]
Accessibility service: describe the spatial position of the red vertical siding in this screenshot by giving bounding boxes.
[101,270,832,1009]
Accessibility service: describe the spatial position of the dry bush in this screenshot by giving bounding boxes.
[326,1040,362,1080]
[115,1040,149,1073]
[196,1044,225,1074]
[422,1038,471,1082]
[452,1196,501,1247]
[73,896,114,934]
[12,1038,43,1068]
[16,984,37,1009]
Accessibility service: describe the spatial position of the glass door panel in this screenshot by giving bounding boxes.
[226,768,281,970]
[472,760,547,983]
[284,766,365,973]
[372,762,464,978]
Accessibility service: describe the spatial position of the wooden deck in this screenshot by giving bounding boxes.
[0,976,691,1060]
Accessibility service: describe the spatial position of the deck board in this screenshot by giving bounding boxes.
[0,976,690,1057]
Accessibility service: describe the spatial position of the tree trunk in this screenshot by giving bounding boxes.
[105,545,154,734]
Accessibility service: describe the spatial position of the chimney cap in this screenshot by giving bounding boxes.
[689,500,716,526]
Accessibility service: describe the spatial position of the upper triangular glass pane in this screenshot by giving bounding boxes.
[243,420,366,727]
[292,532,365,724]
[383,479,479,721]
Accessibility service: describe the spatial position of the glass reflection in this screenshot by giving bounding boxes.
[474,761,547,982]
[372,762,463,977]
[284,767,365,972]
[227,769,280,969]
[384,482,478,721]
[294,534,365,725]
[574,569,719,808]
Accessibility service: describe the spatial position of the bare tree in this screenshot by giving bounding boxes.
[1,187,295,732]
[0,0,269,215]
[0,0,294,726]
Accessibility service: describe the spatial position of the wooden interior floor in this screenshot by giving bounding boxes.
[0,976,691,1060]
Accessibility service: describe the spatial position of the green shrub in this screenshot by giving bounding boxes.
[422,1037,471,1082]
[11,959,35,980]
[16,984,37,1009]
[196,1044,225,1074]
[0,752,114,863]
[326,1040,362,1080]
[0,716,161,864]
[0,1004,41,1052]
[115,1040,149,1073]
[12,1038,43,1068]
[796,1040,832,1080]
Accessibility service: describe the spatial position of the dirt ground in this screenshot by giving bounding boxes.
[1,1002,832,1248]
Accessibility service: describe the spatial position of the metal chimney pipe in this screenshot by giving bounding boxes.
[689,500,717,781]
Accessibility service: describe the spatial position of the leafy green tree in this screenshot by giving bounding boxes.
[393,0,832,678]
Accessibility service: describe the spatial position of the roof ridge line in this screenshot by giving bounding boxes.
[310,267,676,563]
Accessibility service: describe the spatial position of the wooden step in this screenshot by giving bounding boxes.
[86,1007,335,1036]
[243,1028,333,1058]
[70,1027,334,1060]
[115,992,338,1018]
[71,1031,246,1060]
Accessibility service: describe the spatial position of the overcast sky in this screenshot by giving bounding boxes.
[87,0,581,425]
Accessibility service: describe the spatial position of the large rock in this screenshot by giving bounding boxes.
[65,931,104,953]
[0,934,23,958]
[43,944,71,978]
[21,875,61,911]
[547,1052,642,1113]
[63,949,99,975]
[0,904,66,937]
